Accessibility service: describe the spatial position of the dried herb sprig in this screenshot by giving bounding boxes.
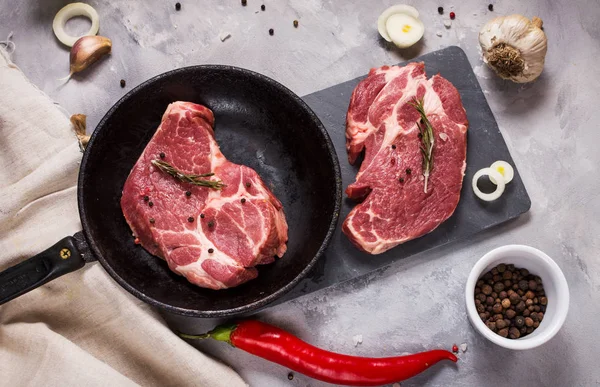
[151,160,225,190]
[410,98,435,193]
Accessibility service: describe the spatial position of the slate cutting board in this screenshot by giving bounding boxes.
[276,45,531,304]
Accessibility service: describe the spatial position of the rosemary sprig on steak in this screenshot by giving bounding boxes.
[410,98,435,193]
[151,160,225,190]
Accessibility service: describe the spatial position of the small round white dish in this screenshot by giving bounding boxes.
[465,245,569,350]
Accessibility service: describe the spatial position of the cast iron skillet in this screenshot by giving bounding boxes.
[0,65,342,317]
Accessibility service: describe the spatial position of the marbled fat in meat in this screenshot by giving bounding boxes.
[121,102,288,289]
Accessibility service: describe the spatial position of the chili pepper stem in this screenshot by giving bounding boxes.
[179,323,237,345]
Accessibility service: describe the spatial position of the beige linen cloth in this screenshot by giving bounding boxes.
[0,47,247,387]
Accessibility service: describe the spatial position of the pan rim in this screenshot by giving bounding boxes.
[77,64,342,317]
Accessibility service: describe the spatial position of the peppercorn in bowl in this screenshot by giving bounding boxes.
[465,245,569,350]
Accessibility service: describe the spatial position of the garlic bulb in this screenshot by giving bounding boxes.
[479,15,547,83]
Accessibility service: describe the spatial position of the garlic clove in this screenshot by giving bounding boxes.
[70,35,112,73]
[60,35,112,81]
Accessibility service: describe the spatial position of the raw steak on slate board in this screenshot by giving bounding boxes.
[121,101,288,289]
[343,62,468,254]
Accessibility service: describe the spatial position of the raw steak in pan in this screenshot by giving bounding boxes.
[121,101,288,289]
[343,63,468,254]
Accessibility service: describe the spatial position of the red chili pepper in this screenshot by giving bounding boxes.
[180,320,457,386]
[449,11,456,19]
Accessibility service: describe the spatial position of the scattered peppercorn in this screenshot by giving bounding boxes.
[175,2,181,11]
[143,195,149,202]
[200,213,205,218]
[269,28,274,35]
[399,177,405,183]
[120,79,126,88]
[475,263,547,339]
[246,182,251,188]
[188,216,194,222]
[391,144,396,149]
[159,152,165,159]
[261,4,265,11]
[148,201,154,207]
[149,218,155,224]
[241,198,246,203]
[288,373,294,381]
[185,191,191,197]
[208,220,214,228]
[208,248,214,254]
[241,0,247,6]
[293,20,299,28]
[406,168,412,174]
[438,6,444,14]
[488,4,493,11]
[449,11,456,19]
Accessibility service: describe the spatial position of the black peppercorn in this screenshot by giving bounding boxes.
[148,201,154,207]
[241,198,246,203]
[515,316,525,327]
[200,213,205,218]
[516,301,527,313]
[493,282,504,293]
[477,304,485,313]
[486,321,496,332]
[208,220,214,228]
[188,217,194,222]
[486,296,494,306]
[498,328,508,337]
[492,303,502,314]
[120,79,126,88]
[293,20,299,28]
[505,309,516,319]
[288,373,294,381]
[149,218,155,224]
[241,0,247,6]
[497,263,506,272]
[261,4,265,10]
[159,152,165,159]
[519,280,529,291]
[502,271,512,280]
[208,248,214,254]
[269,28,274,35]
[399,177,404,183]
[246,182,251,188]
[185,191,191,196]
[175,2,181,11]
[488,3,493,11]
[406,168,411,174]
[143,195,149,202]
[495,319,507,330]
[438,6,444,14]
[509,292,520,305]
[481,284,493,295]
[391,144,396,149]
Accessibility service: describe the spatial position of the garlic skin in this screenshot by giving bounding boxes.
[479,15,547,83]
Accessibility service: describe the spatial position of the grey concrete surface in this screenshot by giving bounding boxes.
[1,0,599,386]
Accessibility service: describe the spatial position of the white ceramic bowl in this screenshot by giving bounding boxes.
[465,245,569,350]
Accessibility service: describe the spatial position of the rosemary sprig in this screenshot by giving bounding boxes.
[410,98,435,193]
[151,159,225,190]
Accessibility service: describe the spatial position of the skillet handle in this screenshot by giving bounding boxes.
[0,236,86,305]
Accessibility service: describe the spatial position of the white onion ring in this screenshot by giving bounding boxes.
[53,3,99,47]
[472,167,506,201]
